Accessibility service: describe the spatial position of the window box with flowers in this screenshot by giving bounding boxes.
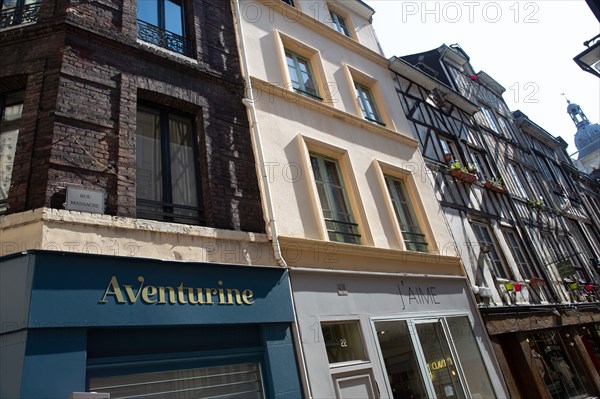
[484,177,507,194]
[527,198,543,209]
[449,161,478,184]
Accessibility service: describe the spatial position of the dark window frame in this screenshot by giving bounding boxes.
[472,222,511,280]
[309,152,361,244]
[384,174,428,253]
[137,0,191,56]
[135,102,204,225]
[502,229,535,279]
[0,0,41,28]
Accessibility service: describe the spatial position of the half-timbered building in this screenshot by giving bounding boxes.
[391,44,600,398]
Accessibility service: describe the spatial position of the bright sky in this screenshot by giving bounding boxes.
[367,0,600,156]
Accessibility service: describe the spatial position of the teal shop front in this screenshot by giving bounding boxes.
[0,251,302,399]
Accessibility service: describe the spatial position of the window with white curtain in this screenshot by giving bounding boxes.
[0,91,23,213]
[136,104,203,225]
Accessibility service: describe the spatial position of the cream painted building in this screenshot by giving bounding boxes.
[0,0,304,396]
[234,0,508,397]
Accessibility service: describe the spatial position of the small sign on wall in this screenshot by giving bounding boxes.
[66,186,105,214]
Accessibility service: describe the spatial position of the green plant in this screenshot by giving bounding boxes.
[486,176,504,186]
[450,160,461,170]
[467,163,477,173]
[527,198,542,208]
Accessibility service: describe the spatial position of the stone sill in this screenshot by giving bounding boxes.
[0,207,268,243]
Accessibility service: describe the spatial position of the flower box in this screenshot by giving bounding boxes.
[529,277,546,287]
[569,282,578,290]
[451,169,478,184]
[484,181,507,193]
[513,283,522,292]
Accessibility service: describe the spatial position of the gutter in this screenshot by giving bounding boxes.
[230,1,313,397]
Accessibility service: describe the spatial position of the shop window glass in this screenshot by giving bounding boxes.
[376,318,491,399]
[527,332,590,398]
[89,362,264,399]
[415,320,466,399]
[310,152,360,244]
[0,91,23,213]
[321,321,367,364]
[446,316,495,398]
[375,320,428,398]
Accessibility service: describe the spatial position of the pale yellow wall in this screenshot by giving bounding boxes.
[240,0,457,257]
[250,87,455,255]
[289,0,382,55]
[240,0,393,122]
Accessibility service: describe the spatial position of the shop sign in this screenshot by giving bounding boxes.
[397,283,441,310]
[66,186,105,214]
[427,357,454,372]
[557,260,576,278]
[99,275,255,305]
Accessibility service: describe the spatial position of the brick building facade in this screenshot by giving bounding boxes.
[0,2,307,397]
[0,0,264,232]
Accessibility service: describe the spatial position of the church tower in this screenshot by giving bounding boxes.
[568,100,600,176]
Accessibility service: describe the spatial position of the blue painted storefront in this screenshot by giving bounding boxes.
[0,251,302,399]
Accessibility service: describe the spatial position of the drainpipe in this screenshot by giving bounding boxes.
[230,1,312,397]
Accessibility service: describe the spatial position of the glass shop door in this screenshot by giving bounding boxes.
[375,317,492,398]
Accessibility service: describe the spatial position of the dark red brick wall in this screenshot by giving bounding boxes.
[0,0,265,233]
